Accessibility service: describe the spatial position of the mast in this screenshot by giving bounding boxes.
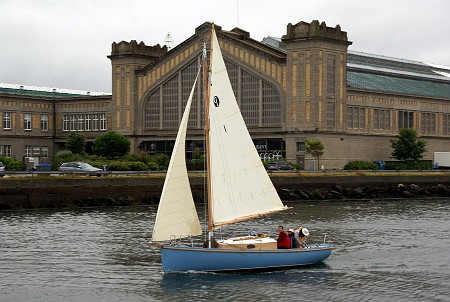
[204,25,213,236]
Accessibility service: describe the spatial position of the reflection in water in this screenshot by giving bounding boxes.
[159,265,333,302]
[0,199,449,301]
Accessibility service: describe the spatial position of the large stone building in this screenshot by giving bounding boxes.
[0,84,111,165]
[2,20,450,169]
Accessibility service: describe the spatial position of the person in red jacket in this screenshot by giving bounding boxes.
[276,225,291,249]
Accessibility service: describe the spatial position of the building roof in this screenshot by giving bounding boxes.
[0,83,110,99]
[261,36,450,99]
[347,71,450,99]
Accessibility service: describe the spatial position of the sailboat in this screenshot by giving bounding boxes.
[150,24,332,273]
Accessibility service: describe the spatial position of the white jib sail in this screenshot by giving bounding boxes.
[151,67,202,242]
[208,28,287,228]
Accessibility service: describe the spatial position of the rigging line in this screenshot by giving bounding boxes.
[236,0,240,28]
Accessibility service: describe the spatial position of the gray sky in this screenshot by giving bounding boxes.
[1,0,449,93]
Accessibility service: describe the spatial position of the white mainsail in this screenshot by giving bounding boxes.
[151,68,202,242]
[208,27,287,228]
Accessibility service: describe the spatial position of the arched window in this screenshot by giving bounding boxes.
[143,57,281,129]
[144,89,160,129]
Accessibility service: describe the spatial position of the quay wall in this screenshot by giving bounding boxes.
[1,174,450,210]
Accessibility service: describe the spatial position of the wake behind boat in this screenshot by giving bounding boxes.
[150,23,331,273]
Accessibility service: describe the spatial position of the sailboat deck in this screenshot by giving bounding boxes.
[217,236,277,250]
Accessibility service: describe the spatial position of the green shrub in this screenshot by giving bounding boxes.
[65,132,86,155]
[149,153,170,170]
[105,161,131,171]
[385,161,433,170]
[0,157,26,171]
[138,151,152,164]
[187,158,205,170]
[93,131,130,158]
[291,163,303,170]
[84,154,108,162]
[416,161,434,170]
[147,162,159,170]
[50,151,180,171]
[344,160,378,170]
[102,160,148,171]
[128,161,148,171]
[122,153,141,162]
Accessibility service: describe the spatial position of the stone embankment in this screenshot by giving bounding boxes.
[1,173,450,210]
[277,183,450,201]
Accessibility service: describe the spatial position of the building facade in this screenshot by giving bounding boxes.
[0,85,111,165]
[2,20,450,169]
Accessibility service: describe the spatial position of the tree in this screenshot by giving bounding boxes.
[93,131,130,158]
[390,128,426,162]
[65,133,86,155]
[305,139,324,169]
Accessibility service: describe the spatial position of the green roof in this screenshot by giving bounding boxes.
[260,37,450,98]
[0,87,84,98]
[347,71,450,99]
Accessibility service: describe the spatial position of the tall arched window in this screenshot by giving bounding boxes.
[181,61,202,128]
[144,89,160,129]
[241,69,260,126]
[143,56,281,130]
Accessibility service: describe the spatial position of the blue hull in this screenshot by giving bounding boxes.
[160,244,332,273]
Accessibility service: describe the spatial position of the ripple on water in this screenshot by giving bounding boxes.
[0,200,449,301]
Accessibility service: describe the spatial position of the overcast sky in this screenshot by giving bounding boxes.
[1,0,449,93]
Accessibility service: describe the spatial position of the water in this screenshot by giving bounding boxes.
[1,199,449,302]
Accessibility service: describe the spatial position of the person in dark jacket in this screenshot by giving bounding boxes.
[276,225,291,249]
[287,229,300,248]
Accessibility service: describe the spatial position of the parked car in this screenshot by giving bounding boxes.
[58,162,102,175]
[0,162,5,176]
[268,161,293,171]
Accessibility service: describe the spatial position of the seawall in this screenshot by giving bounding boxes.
[1,173,450,210]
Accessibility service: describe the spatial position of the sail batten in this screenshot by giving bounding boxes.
[212,206,291,228]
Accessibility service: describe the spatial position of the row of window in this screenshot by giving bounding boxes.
[0,145,49,159]
[347,107,449,134]
[62,113,107,131]
[25,145,49,158]
[2,112,49,131]
[2,107,449,135]
[2,112,108,132]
